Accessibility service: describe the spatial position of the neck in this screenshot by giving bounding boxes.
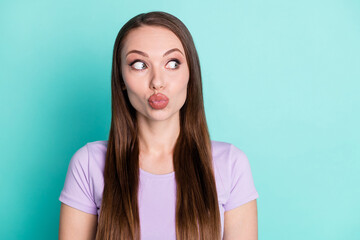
[137,113,180,156]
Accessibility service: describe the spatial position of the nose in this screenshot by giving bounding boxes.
[149,67,165,91]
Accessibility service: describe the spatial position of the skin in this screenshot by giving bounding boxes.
[59,25,258,240]
[120,25,189,174]
[223,199,258,240]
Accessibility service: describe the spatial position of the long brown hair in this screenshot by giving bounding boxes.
[95,11,221,240]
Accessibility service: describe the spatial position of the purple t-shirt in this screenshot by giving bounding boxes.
[59,140,259,239]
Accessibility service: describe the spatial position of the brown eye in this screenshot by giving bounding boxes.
[131,61,147,70]
[166,59,180,69]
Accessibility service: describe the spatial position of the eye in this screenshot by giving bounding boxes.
[130,60,147,70]
[166,59,180,69]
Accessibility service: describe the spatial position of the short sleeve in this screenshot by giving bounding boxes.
[224,144,259,211]
[59,144,97,215]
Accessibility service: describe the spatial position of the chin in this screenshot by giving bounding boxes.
[148,109,180,121]
[148,112,174,121]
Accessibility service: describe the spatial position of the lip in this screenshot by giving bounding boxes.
[148,93,169,110]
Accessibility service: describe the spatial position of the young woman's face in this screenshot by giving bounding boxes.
[120,25,190,122]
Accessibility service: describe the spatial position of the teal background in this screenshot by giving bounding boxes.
[1,0,359,239]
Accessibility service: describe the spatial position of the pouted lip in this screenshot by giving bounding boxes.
[148,93,169,103]
[148,93,169,110]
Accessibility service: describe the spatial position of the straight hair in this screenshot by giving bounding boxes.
[95,11,221,240]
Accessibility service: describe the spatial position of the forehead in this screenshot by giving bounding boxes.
[121,25,185,56]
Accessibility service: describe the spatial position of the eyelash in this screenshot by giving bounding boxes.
[129,58,181,70]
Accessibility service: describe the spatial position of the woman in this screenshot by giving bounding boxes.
[59,11,258,240]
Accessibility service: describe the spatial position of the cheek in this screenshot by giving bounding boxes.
[173,66,189,86]
[121,73,144,107]
[122,70,143,94]
[125,85,144,106]
[174,71,189,103]
[121,69,133,89]
[180,69,190,92]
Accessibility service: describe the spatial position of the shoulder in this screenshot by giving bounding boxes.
[68,140,108,177]
[211,140,247,179]
[69,140,108,207]
[60,140,108,215]
[86,140,108,161]
[211,140,254,198]
[84,140,108,173]
[71,140,107,158]
[86,140,108,154]
[211,140,248,168]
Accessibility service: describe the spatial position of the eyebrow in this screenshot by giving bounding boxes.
[125,48,184,58]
